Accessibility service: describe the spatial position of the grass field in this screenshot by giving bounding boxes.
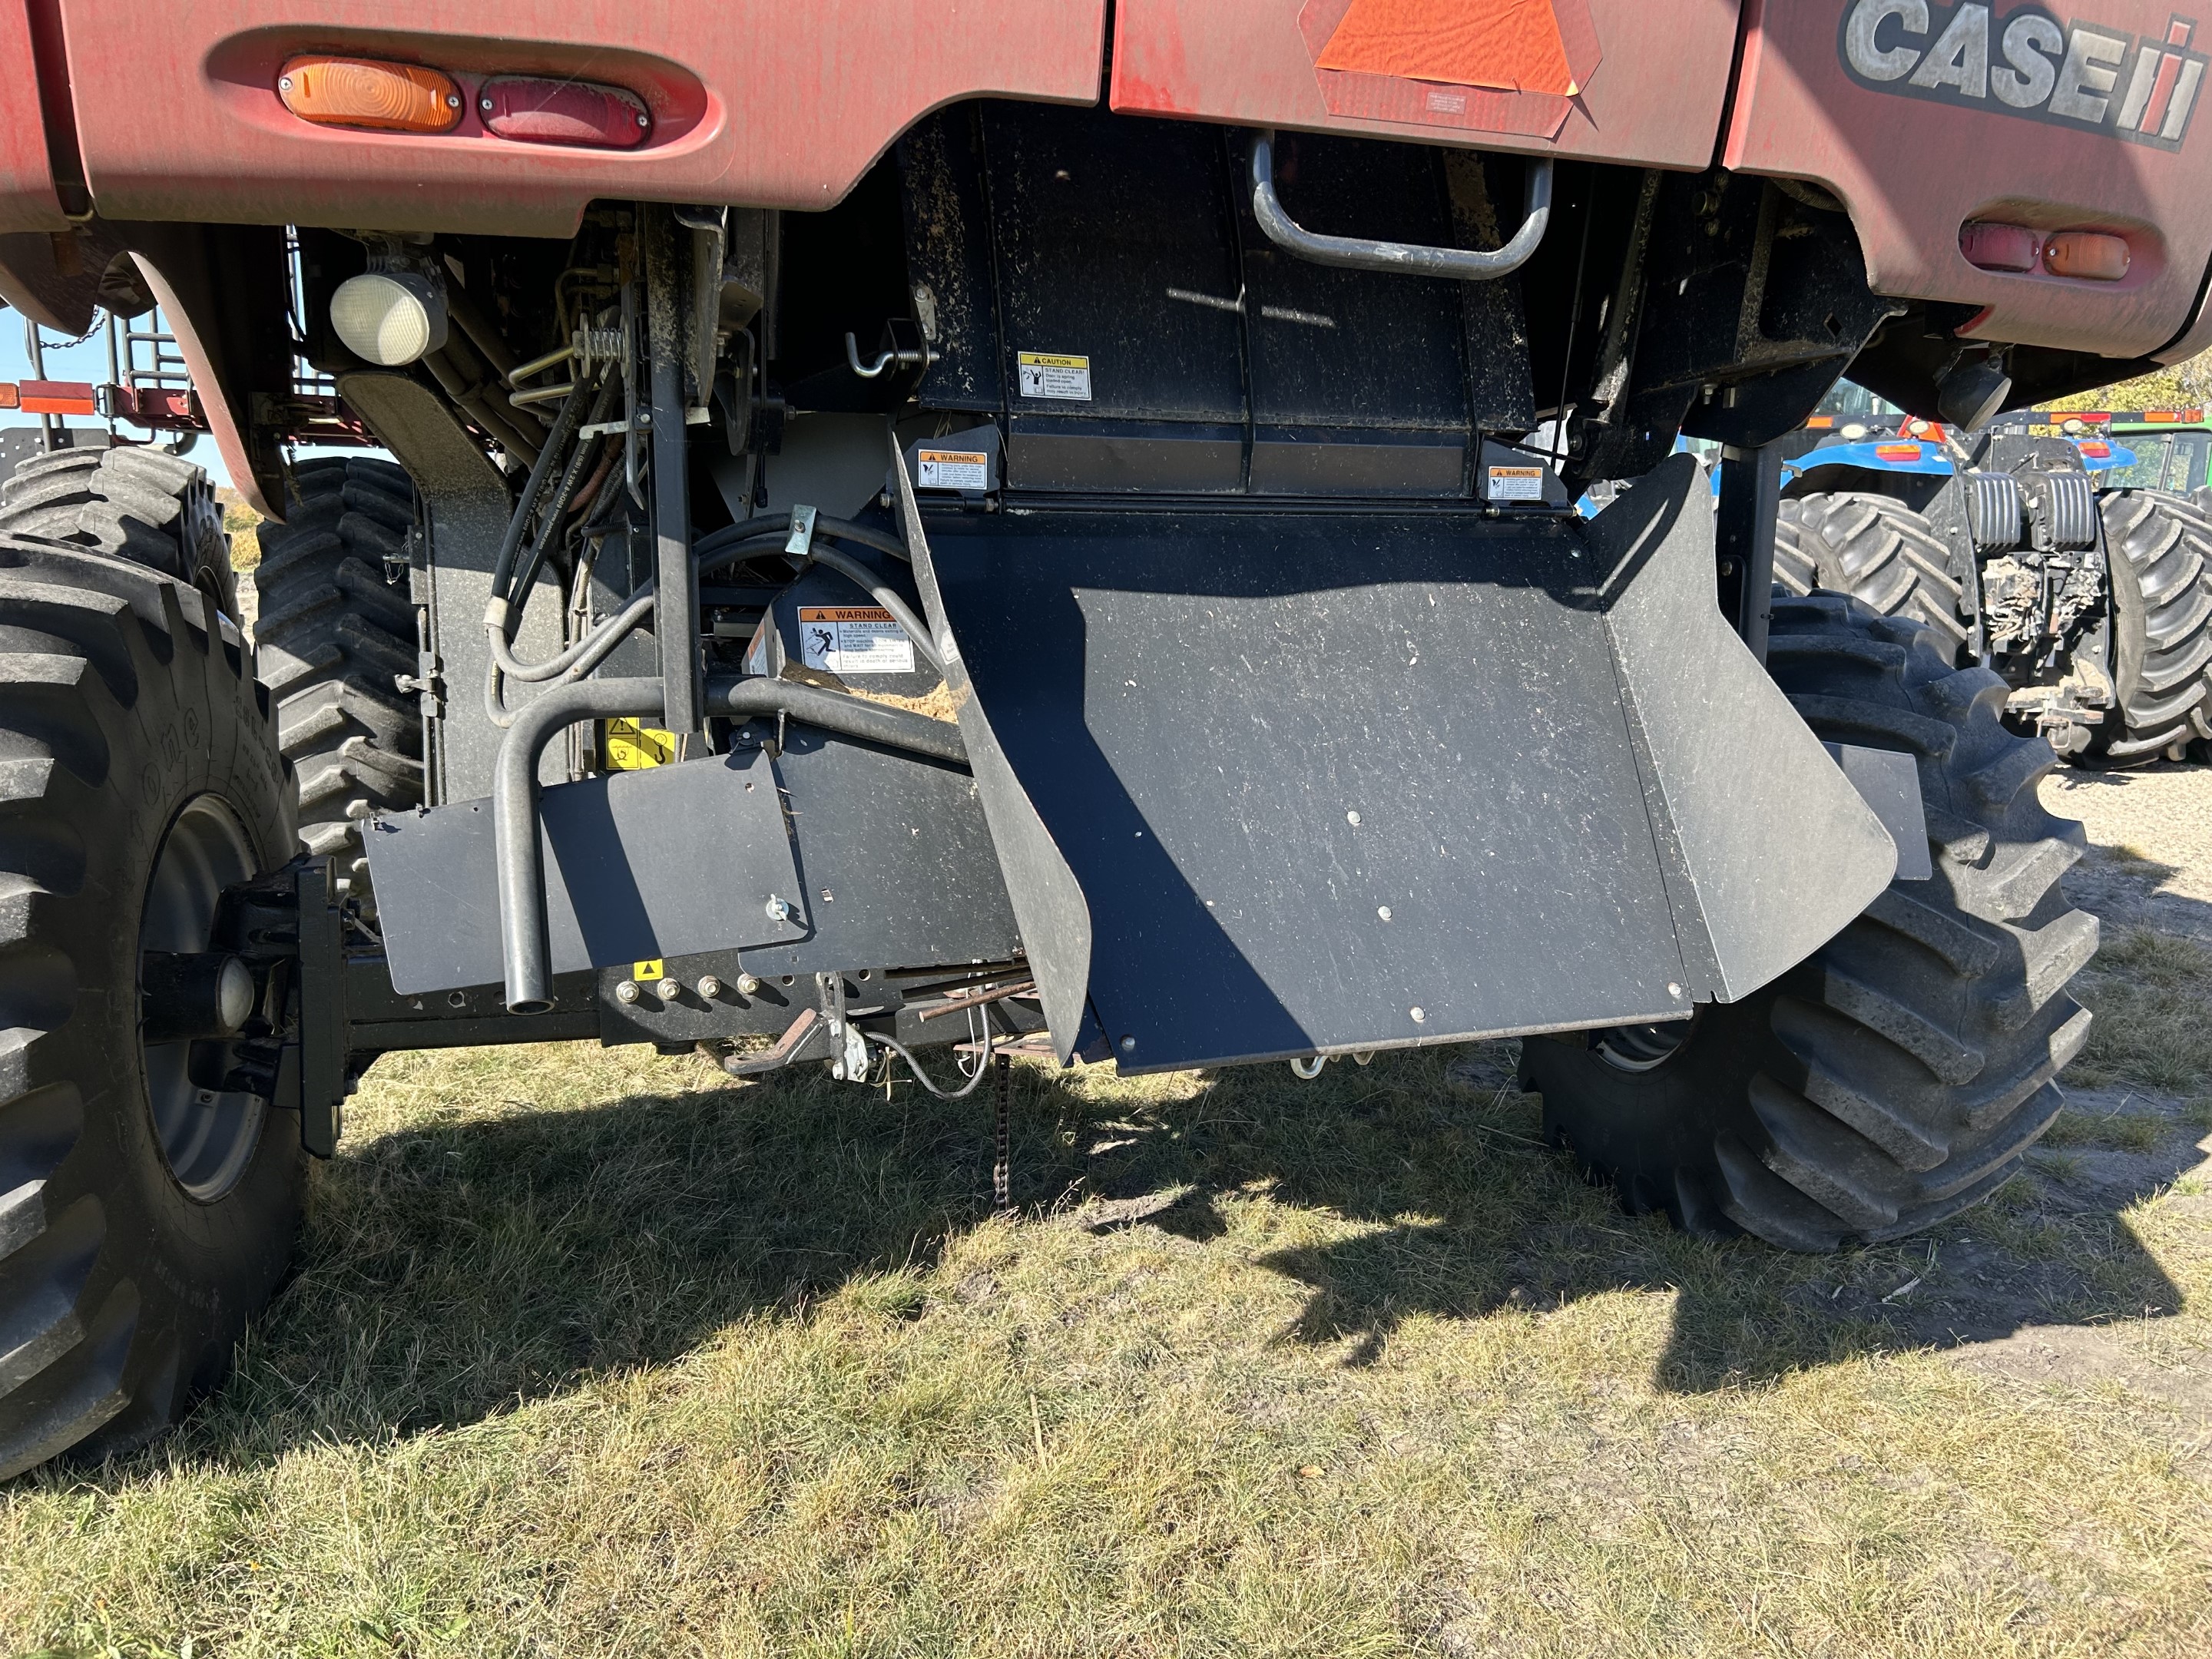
[4,878,2210,1654]
[2,531,2207,1652]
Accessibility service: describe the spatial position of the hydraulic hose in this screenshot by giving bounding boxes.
[488,368,601,609]
[495,673,968,1012]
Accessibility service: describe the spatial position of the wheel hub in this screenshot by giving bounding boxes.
[139,795,266,1201]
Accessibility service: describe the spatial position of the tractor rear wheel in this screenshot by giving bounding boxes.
[252,458,424,910]
[0,538,300,1482]
[2093,488,2212,765]
[0,444,236,620]
[1776,494,1971,663]
[1521,594,2095,1251]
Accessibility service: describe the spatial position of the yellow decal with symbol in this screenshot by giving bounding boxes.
[604,717,677,770]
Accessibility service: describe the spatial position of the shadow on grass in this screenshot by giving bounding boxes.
[140,1004,2200,1475]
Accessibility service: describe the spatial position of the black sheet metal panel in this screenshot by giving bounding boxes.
[1581,454,1896,1001]
[368,726,1017,998]
[1236,134,1477,494]
[719,727,1023,979]
[893,433,1094,1062]
[368,746,806,995]
[921,458,1895,1072]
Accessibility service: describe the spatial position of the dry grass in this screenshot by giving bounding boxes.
[219,493,261,572]
[2,1027,2207,1657]
[2068,929,2212,1094]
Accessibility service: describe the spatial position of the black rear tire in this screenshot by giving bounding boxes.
[1521,594,2096,1251]
[0,537,300,1481]
[2093,488,2212,764]
[251,458,424,909]
[0,444,236,621]
[1776,494,1971,662]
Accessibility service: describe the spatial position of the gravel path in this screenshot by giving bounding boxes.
[2043,763,2212,942]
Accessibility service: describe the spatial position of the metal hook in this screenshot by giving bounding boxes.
[844,332,930,379]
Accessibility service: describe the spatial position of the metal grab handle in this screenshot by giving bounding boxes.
[1247,130,1552,282]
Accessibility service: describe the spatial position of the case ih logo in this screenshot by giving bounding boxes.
[1840,2,2205,148]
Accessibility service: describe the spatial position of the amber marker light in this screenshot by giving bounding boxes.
[2041,231,2131,282]
[276,55,462,134]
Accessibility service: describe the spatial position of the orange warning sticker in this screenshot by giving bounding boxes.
[1316,0,1578,97]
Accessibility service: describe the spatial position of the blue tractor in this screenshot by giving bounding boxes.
[1777,404,2212,764]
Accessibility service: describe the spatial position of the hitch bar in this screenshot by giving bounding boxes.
[1247,130,1552,282]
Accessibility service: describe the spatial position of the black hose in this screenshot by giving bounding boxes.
[804,543,942,673]
[869,1006,998,1099]
[709,677,967,763]
[490,369,600,608]
[508,378,620,604]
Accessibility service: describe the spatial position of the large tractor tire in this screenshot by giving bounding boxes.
[0,445,236,620]
[1776,494,1972,663]
[251,457,423,909]
[1521,594,2096,1251]
[0,538,301,1481]
[2092,488,2212,765]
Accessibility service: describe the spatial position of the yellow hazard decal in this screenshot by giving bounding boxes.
[604,717,677,770]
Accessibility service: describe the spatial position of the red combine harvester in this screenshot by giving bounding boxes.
[0,1,2206,1477]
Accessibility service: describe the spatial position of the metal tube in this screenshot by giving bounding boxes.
[443,279,521,379]
[493,673,968,1012]
[1248,131,1552,282]
[422,346,541,465]
[645,209,701,733]
[495,678,664,1012]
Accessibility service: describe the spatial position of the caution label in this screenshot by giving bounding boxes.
[1487,465,1545,502]
[604,717,677,770]
[1017,351,1093,401]
[917,448,991,490]
[800,606,916,675]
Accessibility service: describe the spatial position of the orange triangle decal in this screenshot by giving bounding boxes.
[1315,0,1578,96]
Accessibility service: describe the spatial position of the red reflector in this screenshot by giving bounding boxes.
[18,380,96,416]
[2043,231,2131,281]
[1875,443,1922,462]
[479,76,649,148]
[0,382,17,410]
[1960,221,2041,273]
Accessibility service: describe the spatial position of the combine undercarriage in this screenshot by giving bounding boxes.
[0,108,2113,1476]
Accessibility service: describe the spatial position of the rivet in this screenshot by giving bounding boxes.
[1377,905,1392,922]
[1409,1006,1426,1023]
[1118,1035,1136,1053]
[1346,810,1362,826]
[1667,982,1683,998]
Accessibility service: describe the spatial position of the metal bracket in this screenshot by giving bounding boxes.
[819,970,871,1081]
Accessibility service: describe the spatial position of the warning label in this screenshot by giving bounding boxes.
[917,449,991,490]
[800,607,916,675]
[1487,465,1545,502]
[1017,352,1093,401]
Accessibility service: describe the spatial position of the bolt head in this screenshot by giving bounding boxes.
[657,979,681,1001]
[615,979,641,1004]
[1409,1006,1427,1024]
[735,973,761,995]
[445,93,461,108]
[1118,1035,1136,1053]
[480,96,494,112]
[277,75,293,91]
[1667,982,1683,998]
[1346,810,1362,826]
[697,975,724,999]
[636,112,651,127]
[1377,905,1392,922]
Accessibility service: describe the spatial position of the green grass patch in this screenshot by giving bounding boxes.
[2,1027,2207,1656]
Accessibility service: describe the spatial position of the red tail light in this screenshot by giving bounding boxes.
[1960,221,2041,273]
[478,77,651,148]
